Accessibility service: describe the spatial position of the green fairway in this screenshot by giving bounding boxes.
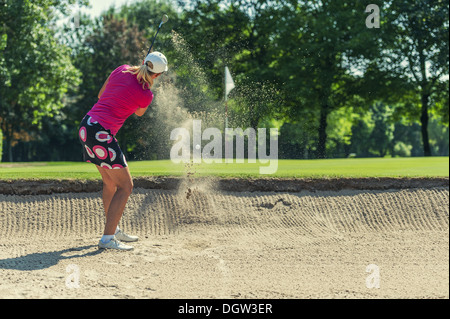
[0,157,448,180]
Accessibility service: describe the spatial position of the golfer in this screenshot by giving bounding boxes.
[78,52,168,251]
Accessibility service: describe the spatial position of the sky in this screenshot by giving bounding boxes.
[78,0,135,17]
[57,0,136,29]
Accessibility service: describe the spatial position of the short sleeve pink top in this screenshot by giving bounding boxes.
[87,65,153,136]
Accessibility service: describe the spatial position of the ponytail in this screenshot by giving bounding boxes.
[122,62,156,89]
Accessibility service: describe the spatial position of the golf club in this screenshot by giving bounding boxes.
[145,14,169,59]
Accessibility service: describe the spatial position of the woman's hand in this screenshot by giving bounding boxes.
[135,106,149,117]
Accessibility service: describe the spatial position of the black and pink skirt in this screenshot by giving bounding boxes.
[78,115,128,169]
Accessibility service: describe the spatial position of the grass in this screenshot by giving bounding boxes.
[0,157,448,180]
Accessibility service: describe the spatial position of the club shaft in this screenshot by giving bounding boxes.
[146,19,166,56]
[147,26,162,56]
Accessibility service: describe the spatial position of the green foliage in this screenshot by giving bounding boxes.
[429,118,450,156]
[380,0,449,155]
[392,142,412,157]
[269,0,386,158]
[0,128,3,161]
[368,103,395,157]
[326,107,359,157]
[0,0,84,161]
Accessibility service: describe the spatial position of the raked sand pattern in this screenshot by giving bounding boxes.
[0,186,448,299]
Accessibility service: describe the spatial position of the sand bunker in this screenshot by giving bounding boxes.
[0,184,448,299]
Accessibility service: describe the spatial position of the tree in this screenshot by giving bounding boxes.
[273,0,384,158]
[382,0,449,156]
[0,128,2,161]
[0,0,86,162]
[368,103,395,157]
[0,24,5,162]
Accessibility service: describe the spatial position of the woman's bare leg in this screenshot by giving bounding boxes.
[96,165,133,235]
[96,165,117,216]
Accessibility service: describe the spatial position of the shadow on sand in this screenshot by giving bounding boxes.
[0,245,103,271]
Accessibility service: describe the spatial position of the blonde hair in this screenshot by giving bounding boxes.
[122,61,156,90]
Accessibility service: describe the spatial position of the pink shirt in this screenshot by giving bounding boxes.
[87,65,153,135]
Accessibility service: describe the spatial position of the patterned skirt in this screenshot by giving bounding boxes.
[78,115,128,169]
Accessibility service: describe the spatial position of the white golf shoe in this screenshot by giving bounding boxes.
[115,229,139,242]
[98,237,134,251]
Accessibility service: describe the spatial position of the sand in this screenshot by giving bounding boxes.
[0,184,448,299]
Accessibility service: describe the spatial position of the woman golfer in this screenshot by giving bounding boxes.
[78,52,168,251]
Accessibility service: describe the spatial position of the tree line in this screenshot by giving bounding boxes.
[0,0,448,163]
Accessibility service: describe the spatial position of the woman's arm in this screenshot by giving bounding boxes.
[135,105,149,117]
[98,75,110,99]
